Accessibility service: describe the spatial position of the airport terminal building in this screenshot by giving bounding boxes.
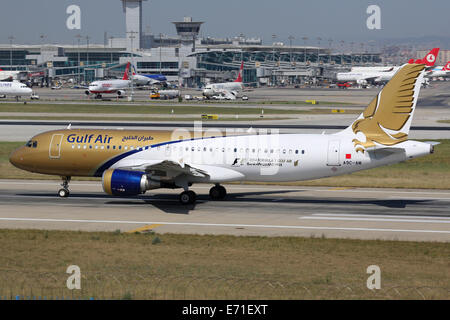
[0,9,382,87]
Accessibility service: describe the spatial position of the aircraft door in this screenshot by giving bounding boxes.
[49,134,64,159]
[327,140,341,166]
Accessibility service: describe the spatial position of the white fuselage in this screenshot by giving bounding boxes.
[0,81,32,96]
[203,82,243,98]
[425,67,449,78]
[336,68,399,83]
[88,79,130,94]
[108,134,431,184]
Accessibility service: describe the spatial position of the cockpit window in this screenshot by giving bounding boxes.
[25,140,38,148]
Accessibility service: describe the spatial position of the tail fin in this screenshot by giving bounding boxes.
[122,62,131,80]
[234,61,243,82]
[443,61,450,71]
[339,63,427,153]
[410,48,439,66]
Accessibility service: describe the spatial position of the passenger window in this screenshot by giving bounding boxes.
[295,150,298,154]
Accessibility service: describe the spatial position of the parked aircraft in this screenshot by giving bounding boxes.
[203,61,243,100]
[336,48,439,85]
[0,81,32,99]
[85,62,131,98]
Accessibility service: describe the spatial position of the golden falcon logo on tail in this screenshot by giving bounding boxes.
[352,64,425,153]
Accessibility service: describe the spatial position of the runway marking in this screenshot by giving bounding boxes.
[126,224,163,233]
[300,216,450,224]
[0,217,449,234]
[329,187,353,191]
[313,213,450,220]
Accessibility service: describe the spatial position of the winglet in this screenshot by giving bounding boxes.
[122,62,131,80]
[234,61,244,82]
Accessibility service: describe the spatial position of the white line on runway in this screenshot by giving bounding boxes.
[1,180,450,196]
[312,213,450,220]
[299,216,450,224]
[0,217,449,234]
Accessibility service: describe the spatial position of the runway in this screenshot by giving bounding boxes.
[0,180,448,242]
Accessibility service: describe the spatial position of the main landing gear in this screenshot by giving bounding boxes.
[58,176,71,198]
[178,184,227,204]
[179,190,196,205]
[209,184,227,200]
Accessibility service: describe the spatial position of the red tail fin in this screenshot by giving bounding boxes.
[234,61,243,82]
[443,61,450,71]
[410,48,439,66]
[122,62,131,80]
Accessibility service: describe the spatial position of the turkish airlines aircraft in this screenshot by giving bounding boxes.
[85,62,131,98]
[336,48,439,85]
[10,61,437,204]
[0,81,32,98]
[425,61,450,78]
[203,61,243,100]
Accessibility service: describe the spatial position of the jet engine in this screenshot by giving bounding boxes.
[85,90,90,95]
[102,169,177,196]
[356,79,368,85]
[102,169,149,196]
[117,90,125,96]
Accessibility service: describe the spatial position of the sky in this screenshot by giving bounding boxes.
[1,0,449,47]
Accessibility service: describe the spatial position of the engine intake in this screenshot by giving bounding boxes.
[102,169,148,196]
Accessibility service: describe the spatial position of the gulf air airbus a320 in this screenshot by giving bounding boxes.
[9,56,439,204]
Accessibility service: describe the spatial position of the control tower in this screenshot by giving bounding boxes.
[121,0,147,50]
[172,17,204,52]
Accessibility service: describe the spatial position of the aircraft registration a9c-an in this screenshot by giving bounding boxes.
[10,61,438,204]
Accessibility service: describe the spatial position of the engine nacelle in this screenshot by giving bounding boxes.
[102,169,148,196]
[117,90,125,96]
[356,79,368,85]
[85,90,90,95]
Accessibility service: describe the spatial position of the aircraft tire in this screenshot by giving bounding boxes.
[58,188,70,198]
[180,190,196,204]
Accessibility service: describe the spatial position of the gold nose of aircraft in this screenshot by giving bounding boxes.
[9,147,26,169]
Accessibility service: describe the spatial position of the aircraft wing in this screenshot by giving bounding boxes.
[113,158,245,181]
[115,159,208,178]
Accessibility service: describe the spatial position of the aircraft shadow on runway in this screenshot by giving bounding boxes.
[16,190,436,215]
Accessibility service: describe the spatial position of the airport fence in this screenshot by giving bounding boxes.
[0,268,448,300]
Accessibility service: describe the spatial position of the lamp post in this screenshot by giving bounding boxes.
[288,35,295,65]
[350,42,354,65]
[8,36,15,71]
[75,34,82,84]
[340,40,345,65]
[360,43,364,65]
[316,37,322,65]
[127,31,137,102]
[302,36,308,64]
[272,34,277,86]
[328,39,333,64]
[159,33,163,75]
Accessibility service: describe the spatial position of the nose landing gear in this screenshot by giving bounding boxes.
[58,176,71,197]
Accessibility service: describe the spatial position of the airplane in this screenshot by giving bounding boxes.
[425,61,450,78]
[203,61,243,100]
[0,81,32,99]
[0,69,21,81]
[10,60,437,204]
[336,48,439,86]
[85,62,132,99]
[130,65,167,86]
